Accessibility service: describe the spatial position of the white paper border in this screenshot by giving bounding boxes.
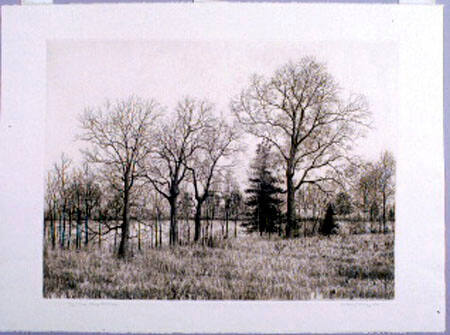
[0,3,444,333]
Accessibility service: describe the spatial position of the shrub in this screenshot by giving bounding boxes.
[319,203,338,236]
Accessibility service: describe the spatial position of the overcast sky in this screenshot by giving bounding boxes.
[46,39,397,183]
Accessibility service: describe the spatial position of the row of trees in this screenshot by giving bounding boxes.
[44,156,244,252]
[296,150,396,226]
[45,143,394,253]
[242,139,395,237]
[45,56,394,258]
[45,155,101,250]
[46,97,245,257]
[349,150,396,232]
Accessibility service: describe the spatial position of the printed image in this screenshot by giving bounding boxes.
[43,40,396,299]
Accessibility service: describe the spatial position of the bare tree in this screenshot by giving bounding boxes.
[349,151,395,233]
[78,96,160,258]
[376,151,395,232]
[144,189,166,248]
[54,153,72,248]
[133,187,152,251]
[221,171,237,239]
[81,163,101,246]
[187,116,240,243]
[143,98,212,247]
[204,188,221,246]
[232,57,370,237]
[99,185,123,250]
[44,170,59,249]
[68,168,85,249]
[230,186,243,238]
[345,160,372,221]
[178,190,193,244]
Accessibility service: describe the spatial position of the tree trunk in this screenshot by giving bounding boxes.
[76,223,80,249]
[205,216,209,243]
[62,207,66,248]
[67,209,73,249]
[84,215,89,246]
[51,208,56,249]
[154,217,158,248]
[285,171,296,238]
[225,210,229,239]
[114,227,117,251]
[76,209,81,249]
[169,196,178,247]
[159,216,162,247]
[234,214,238,238]
[150,222,154,249]
[194,203,202,242]
[204,210,209,246]
[50,221,55,249]
[68,210,72,249]
[118,189,130,258]
[138,221,142,251]
[202,226,205,245]
[58,214,62,246]
[382,191,386,234]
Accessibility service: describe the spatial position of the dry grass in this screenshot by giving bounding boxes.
[43,233,394,300]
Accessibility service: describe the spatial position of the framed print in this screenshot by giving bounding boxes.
[0,3,444,333]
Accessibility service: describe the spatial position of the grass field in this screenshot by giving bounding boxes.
[43,232,394,300]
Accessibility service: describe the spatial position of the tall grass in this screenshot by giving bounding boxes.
[44,232,394,300]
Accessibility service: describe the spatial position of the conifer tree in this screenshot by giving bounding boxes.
[319,203,338,236]
[244,141,283,236]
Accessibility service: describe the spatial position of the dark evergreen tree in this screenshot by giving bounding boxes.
[319,203,338,236]
[244,142,283,236]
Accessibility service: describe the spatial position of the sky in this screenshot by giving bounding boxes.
[46,39,398,185]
